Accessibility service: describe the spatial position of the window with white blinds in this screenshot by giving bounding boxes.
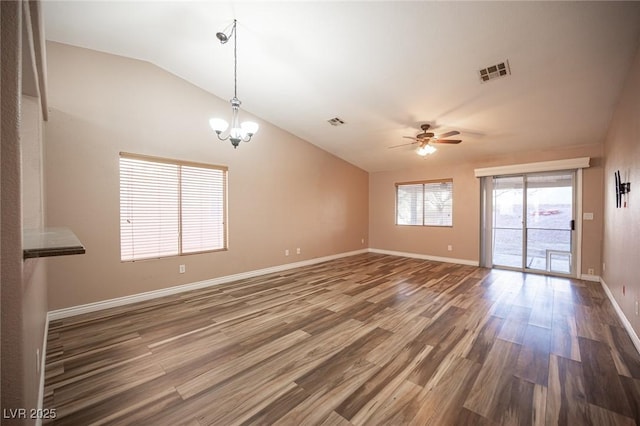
[119,153,227,261]
[396,179,453,227]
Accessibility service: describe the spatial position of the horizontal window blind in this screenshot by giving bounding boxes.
[424,181,453,226]
[181,166,226,254]
[396,184,424,225]
[119,153,227,261]
[120,158,180,261]
[396,179,453,227]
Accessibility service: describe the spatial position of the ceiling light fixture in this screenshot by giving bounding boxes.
[417,143,437,156]
[209,19,258,148]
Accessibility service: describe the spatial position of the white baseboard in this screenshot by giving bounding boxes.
[36,314,49,426]
[48,249,369,320]
[368,248,479,267]
[580,274,601,282]
[600,277,640,355]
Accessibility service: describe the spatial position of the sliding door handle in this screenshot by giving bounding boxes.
[570,219,575,231]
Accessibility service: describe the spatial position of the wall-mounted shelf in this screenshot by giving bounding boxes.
[23,227,85,259]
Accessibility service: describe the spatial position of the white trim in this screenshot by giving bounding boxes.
[600,278,640,355]
[35,314,49,426]
[48,249,368,320]
[579,274,600,282]
[575,169,582,279]
[369,248,479,266]
[474,157,590,177]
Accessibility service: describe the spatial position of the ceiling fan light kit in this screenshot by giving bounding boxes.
[209,19,259,148]
[417,144,437,156]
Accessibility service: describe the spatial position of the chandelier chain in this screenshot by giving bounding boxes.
[233,19,237,99]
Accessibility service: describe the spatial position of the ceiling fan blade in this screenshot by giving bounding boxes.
[431,139,462,144]
[388,142,416,149]
[437,130,460,139]
[402,136,418,140]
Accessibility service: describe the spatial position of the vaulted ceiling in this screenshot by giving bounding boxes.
[43,1,640,172]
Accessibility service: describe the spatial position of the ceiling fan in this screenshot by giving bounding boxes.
[389,124,462,156]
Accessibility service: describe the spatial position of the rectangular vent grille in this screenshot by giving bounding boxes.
[479,60,510,83]
[327,117,345,126]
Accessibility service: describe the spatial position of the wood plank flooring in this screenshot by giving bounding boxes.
[44,253,640,425]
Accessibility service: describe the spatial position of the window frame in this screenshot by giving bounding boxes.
[119,152,228,262]
[395,178,453,227]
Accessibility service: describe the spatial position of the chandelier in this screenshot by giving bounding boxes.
[209,19,258,148]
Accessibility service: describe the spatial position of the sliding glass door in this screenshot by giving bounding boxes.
[490,171,575,276]
[525,173,574,274]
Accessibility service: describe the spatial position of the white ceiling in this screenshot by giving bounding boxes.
[42,1,640,172]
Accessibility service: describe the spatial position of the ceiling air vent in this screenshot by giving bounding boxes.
[479,60,510,83]
[327,117,346,127]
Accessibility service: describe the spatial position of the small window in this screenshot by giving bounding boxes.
[119,153,227,261]
[396,179,453,227]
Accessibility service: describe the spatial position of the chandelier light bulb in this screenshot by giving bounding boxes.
[241,121,259,136]
[230,127,243,139]
[209,118,229,133]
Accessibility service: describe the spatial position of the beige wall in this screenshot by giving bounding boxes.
[1,1,49,421]
[44,42,369,310]
[370,144,604,274]
[370,162,480,262]
[602,41,640,336]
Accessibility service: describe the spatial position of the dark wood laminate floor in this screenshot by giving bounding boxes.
[44,253,640,425]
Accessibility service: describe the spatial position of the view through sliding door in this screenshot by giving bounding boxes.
[492,176,524,269]
[491,171,575,276]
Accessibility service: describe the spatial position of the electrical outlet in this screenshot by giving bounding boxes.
[296,248,301,255]
[603,262,606,272]
[447,245,453,251]
[635,300,639,316]
[588,268,594,275]
[179,264,185,274]
[285,249,289,256]
[361,238,365,245]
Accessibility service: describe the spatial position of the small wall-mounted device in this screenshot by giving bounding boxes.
[615,170,630,208]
